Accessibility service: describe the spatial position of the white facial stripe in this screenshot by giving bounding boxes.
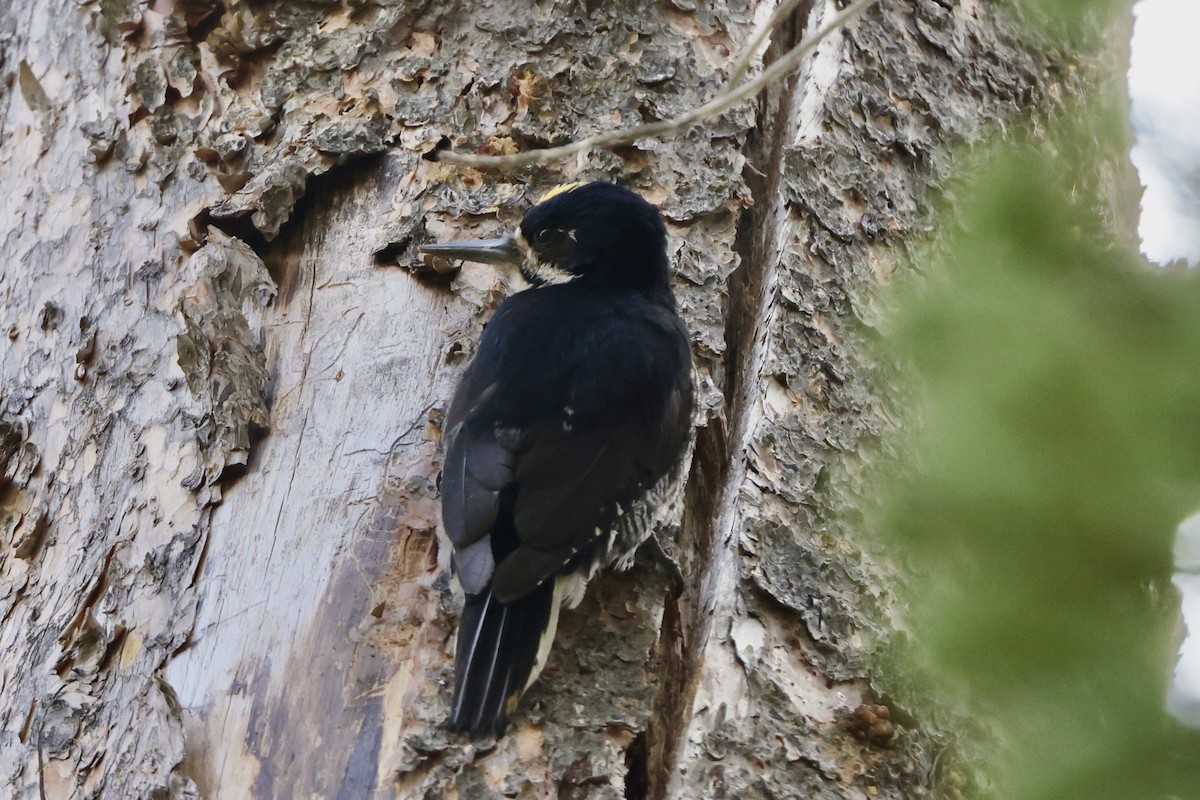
[523,261,577,286]
[511,226,578,288]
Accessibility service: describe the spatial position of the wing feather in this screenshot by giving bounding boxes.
[441,290,692,603]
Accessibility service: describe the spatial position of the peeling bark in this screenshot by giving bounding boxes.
[0,1,1066,798]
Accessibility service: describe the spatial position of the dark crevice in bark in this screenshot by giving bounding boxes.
[178,153,386,497]
[643,6,814,799]
[13,510,49,561]
[623,729,649,800]
[725,205,756,402]
[95,625,129,673]
[58,545,115,648]
[199,152,385,295]
[18,699,36,744]
[200,208,273,261]
[258,153,385,302]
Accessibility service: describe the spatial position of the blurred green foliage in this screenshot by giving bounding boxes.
[1013,0,1130,41]
[879,127,1200,798]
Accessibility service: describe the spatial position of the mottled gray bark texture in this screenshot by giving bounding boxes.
[0,1,1059,798]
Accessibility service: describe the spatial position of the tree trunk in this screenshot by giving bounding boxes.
[0,1,1059,798]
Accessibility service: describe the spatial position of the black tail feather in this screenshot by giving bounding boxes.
[448,581,558,737]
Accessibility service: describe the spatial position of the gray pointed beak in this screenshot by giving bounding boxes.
[418,234,523,266]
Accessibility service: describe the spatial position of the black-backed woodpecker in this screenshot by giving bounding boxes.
[420,181,693,738]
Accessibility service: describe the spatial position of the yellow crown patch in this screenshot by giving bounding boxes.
[535,182,585,205]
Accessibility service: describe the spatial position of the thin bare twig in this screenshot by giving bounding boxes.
[435,0,881,170]
[724,0,810,90]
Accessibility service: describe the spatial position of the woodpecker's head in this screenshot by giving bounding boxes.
[420,181,671,293]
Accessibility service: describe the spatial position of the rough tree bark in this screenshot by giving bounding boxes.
[0,1,1061,798]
